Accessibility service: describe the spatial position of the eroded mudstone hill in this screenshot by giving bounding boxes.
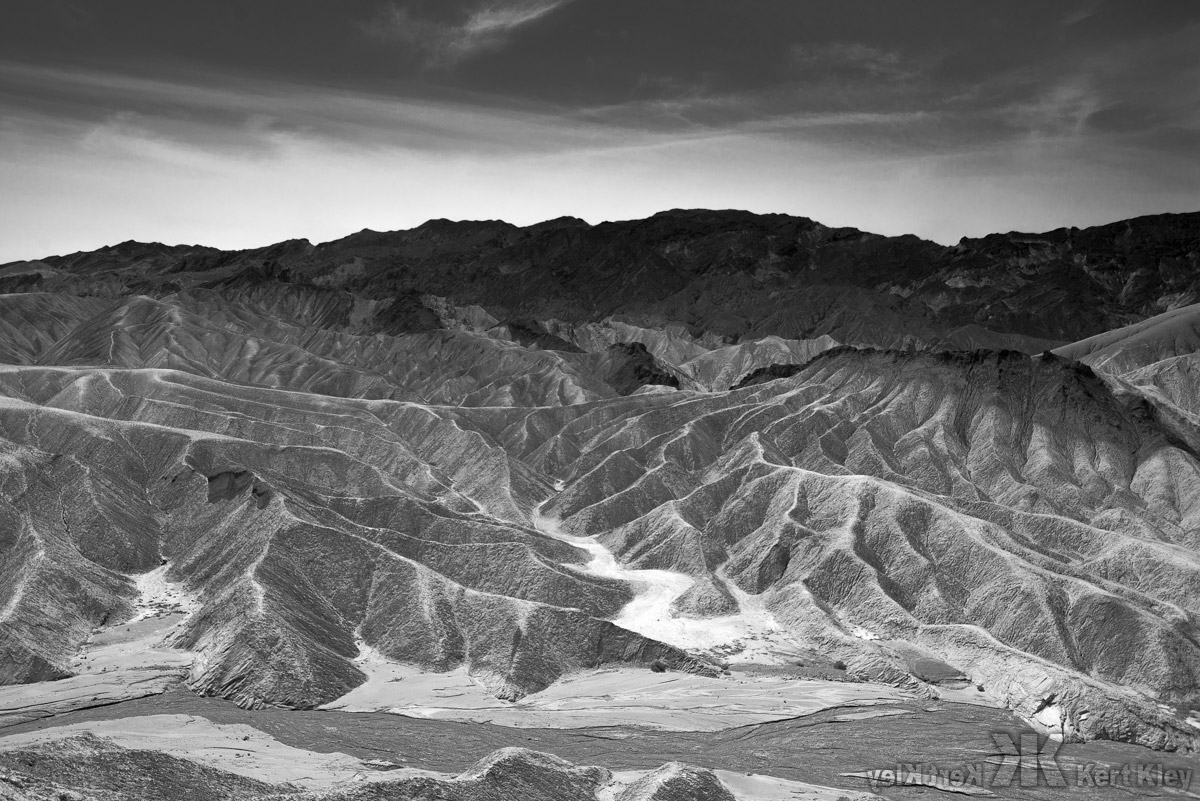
[1,346,1198,748]
[475,347,1200,748]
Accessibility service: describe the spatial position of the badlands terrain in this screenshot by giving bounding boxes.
[1,209,1199,799]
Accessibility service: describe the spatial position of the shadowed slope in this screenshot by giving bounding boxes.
[13,209,1194,351]
[0,294,110,365]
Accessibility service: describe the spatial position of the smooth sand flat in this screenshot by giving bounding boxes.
[325,659,918,731]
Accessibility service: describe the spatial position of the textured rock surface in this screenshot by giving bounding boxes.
[7,210,1197,357]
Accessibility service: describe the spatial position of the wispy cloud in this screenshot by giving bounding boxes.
[366,1,574,68]
[789,42,916,80]
[1005,75,1103,140]
[41,0,92,27]
[2,3,1197,264]
[0,60,618,158]
[1060,2,1103,26]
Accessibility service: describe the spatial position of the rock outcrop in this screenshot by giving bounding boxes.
[616,762,736,801]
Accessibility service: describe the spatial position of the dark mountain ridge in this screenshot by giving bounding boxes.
[5,209,1197,350]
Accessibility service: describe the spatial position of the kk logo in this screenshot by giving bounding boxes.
[990,732,1067,787]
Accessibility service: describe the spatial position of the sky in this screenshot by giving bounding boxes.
[1,0,1198,262]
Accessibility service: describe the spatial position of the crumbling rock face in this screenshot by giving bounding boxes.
[731,361,808,389]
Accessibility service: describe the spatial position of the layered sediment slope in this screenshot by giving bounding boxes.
[477,348,1200,748]
[0,366,708,707]
[2,349,1198,747]
[1057,302,1200,419]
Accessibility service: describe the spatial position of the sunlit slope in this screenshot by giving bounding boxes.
[458,348,1200,748]
[1057,302,1200,420]
[0,367,708,707]
[2,346,1199,746]
[1057,302,1200,374]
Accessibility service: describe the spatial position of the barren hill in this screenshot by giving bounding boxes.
[6,209,1198,354]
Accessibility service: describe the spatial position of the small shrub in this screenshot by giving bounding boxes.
[649,659,668,673]
[977,684,985,692]
[832,660,847,671]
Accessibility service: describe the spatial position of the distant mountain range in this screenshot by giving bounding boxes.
[5,209,1199,350]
